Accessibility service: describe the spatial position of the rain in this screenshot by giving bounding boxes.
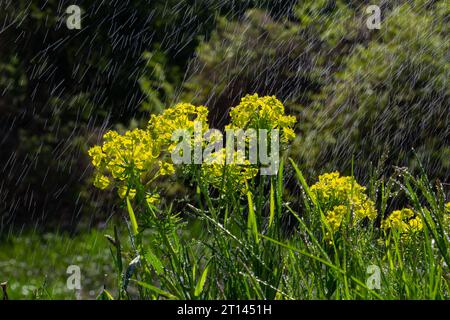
[0,0,449,301]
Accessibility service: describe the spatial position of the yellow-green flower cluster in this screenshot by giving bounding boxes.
[325,205,347,233]
[227,94,297,143]
[148,103,209,152]
[201,148,258,193]
[88,103,209,197]
[381,208,423,234]
[310,172,377,233]
[88,96,297,201]
[88,129,159,192]
[149,103,209,182]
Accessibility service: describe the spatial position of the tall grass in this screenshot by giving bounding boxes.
[105,158,449,300]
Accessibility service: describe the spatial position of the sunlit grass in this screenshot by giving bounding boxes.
[0,229,123,299]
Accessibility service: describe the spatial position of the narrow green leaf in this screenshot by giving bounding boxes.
[289,158,315,204]
[146,249,164,275]
[194,265,209,297]
[269,179,275,228]
[96,289,114,300]
[126,197,139,236]
[277,158,284,213]
[133,280,178,300]
[246,185,259,244]
[260,234,343,274]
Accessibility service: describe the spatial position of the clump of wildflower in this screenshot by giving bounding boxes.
[88,96,298,202]
[148,103,209,152]
[147,103,210,175]
[145,193,160,206]
[88,129,162,198]
[118,186,137,200]
[92,173,110,190]
[381,208,423,236]
[325,205,347,233]
[227,94,297,143]
[310,172,377,233]
[158,161,176,176]
[201,148,258,194]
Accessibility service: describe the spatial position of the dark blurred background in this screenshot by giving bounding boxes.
[0,0,448,233]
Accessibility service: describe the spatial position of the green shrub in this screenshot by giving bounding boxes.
[298,3,449,180]
[183,9,322,127]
